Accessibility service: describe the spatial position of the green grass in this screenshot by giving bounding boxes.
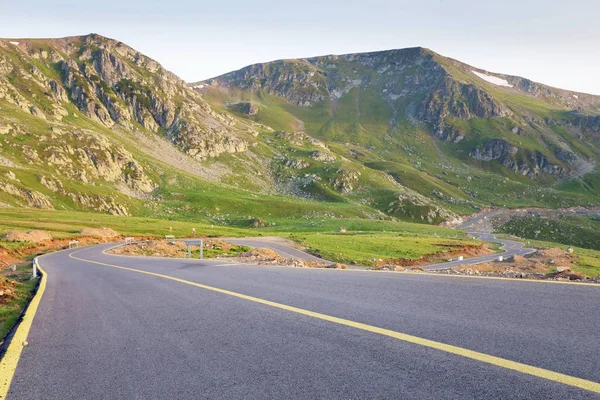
[0,208,248,239]
[0,264,39,341]
[500,215,600,251]
[290,232,479,265]
[191,244,251,258]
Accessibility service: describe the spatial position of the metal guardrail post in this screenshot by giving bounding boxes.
[200,240,203,259]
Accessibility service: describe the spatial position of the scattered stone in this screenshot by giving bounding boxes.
[285,158,310,169]
[310,150,336,163]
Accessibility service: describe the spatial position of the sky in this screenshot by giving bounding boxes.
[1,0,599,94]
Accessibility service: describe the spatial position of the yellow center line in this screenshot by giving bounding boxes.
[68,250,600,394]
[0,265,47,400]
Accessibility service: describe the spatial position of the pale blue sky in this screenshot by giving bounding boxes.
[2,0,599,94]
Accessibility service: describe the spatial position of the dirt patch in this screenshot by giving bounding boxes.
[108,239,248,259]
[438,246,599,282]
[110,240,187,257]
[238,248,283,262]
[0,276,18,305]
[79,227,119,238]
[4,230,52,243]
[222,247,346,269]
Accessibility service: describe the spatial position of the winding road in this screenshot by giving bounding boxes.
[3,243,599,399]
[225,231,536,271]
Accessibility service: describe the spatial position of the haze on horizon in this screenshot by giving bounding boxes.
[1,0,599,95]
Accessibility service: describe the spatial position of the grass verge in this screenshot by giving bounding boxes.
[0,264,39,344]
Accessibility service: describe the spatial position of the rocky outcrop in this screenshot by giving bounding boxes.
[418,79,511,129]
[0,182,54,209]
[572,114,600,133]
[310,150,336,163]
[40,129,156,192]
[67,193,129,216]
[470,139,566,177]
[230,102,258,115]
[208,61,329,106]
[331,169,361,193]
[168,118,248,160]
[285,158,310,169]
[1,34,249,161]
[277,132,327,148]
[469,139,518,161]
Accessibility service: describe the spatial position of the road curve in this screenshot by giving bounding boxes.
[5,244,599,399]
[222,232,535,271]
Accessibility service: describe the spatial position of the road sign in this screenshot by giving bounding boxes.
[184,239,203,259]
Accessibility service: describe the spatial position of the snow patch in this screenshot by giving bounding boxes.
[192,84,204,89]
[471,70,512,87]
[9,41,19,46]
[573,94,579,99]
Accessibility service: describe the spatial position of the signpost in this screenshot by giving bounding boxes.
[184,239,203,259]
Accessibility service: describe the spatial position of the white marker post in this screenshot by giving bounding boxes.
[31,257,39,280]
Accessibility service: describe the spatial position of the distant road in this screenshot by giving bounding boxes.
[6,245,599,399]
[224,238,327,262]
[224,231,536,271]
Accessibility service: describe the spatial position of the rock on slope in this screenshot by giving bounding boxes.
[0,34,258,215]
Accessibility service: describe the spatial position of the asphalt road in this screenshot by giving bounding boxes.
[224,238,329,263]
[7,244,599,399]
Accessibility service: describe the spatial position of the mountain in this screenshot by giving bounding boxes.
[195,47,600,216]
[0,34,598,226]
[199,47,600,177]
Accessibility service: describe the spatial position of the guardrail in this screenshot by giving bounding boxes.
[165,235,175,240]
